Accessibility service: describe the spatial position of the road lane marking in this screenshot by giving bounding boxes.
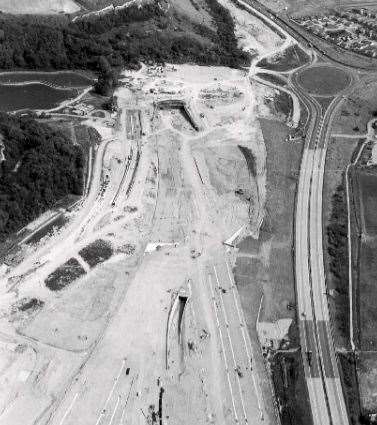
[58,393,78,425]
[225,261,265,421]
[295,118,327,423]
[315,110,350,423]
[95,359,126,425]
[208,273,239,423]
[109,395,121,425]
[118,405,126,425]
[302,94,349,425]
[213,266,248,424]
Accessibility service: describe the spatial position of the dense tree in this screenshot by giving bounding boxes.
[0,114,83,240]
[0,0,249,74]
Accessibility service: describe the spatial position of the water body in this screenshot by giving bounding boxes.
[0,83,79,112]
[0,71,93,88]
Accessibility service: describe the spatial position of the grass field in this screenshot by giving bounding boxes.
[346,162,377,419]
[0,0,80,14]
[257,44,309,72]
[297,66,351,97]
[359,237,377,350]
[332,80,377,135]
[234,117,308,425]
[273,90,293,119]
[359,171,377,236]
[255,72,287,86]
[357,352,377,418]
[354,168,377,350]
[323,137,360,349]
[237,118,301,325]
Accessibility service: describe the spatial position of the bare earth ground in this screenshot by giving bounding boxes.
[0,62,278,425]
[0,0,81,14]
[0,1,301,424]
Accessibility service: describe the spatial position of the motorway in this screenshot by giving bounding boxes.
[233,0,352,420]
[290,68,351,425]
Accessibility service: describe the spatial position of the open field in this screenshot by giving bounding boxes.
[169,0,214,28]
[332,79,377,135]
[0,0,81,14]
[257,43,310,71]
[359,171,377,235]
[235,114,308,424]
[252,117,300,325]
[354,168,377,351]
[330,141,377,419]
[323,137,360,349]
[357,352,377,418]
[358,236,377,350]
[272,90,293,120]
[297,65,351,97]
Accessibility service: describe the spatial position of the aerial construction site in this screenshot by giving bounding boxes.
[3,0,377,425]
[0,2,283,421]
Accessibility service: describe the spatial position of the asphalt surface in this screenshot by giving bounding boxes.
[235,1,352,421]
[239,0,355,420]
[291,68,351,425]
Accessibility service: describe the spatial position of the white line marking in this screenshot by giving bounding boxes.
[208,273,239,423]
[95,359,126,425]
[109,395,121,425]
[59,393,79,425]
[213,266,248,423]
[118,406,126,425]
[225,261,265,421]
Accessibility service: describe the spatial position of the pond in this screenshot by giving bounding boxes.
[0,83,80,112]
[0,71,94,88]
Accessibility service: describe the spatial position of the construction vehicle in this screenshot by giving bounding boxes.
[306,350,313,367]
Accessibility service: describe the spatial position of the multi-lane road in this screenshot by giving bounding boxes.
[233,1,355,421]
[291,69,351,425]
[235,0,355,422]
